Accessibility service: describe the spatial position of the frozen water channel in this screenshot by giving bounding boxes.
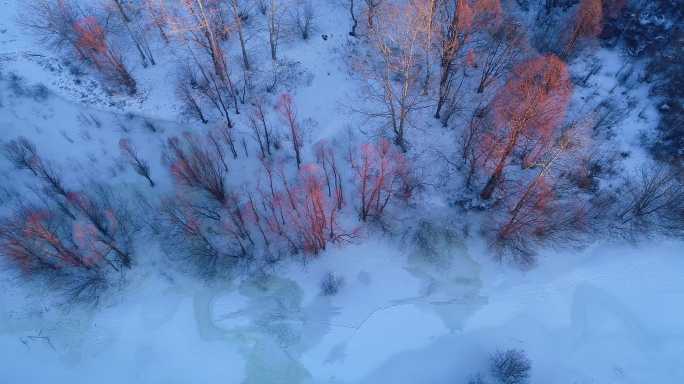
[2,233,684,383]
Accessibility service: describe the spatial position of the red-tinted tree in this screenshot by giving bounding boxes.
[66,186,134,269]
[566,0,603,54]
[352,139,409,221]
[479,54,572,200]
[291,165,330,253]
[74,16,137,94]
[0,204,116,300]
[491,130,587,264]
[253,161,352,256]
[22,210,86,269]
[283,164,350,254]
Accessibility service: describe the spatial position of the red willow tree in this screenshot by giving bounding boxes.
[0,196,133,287]
[565,0,603,54]
[285,164,346,254]
[253,162,350,255]
[352,139,410,221]
[492,125,590,263]
[479,54,572,200]
[74,16,136,94]
[9,210,89,271]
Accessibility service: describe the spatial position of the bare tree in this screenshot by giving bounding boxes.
[276,93,303,168]
[142,0,171,43]
[359,3,425,152]
[293,0,314,40]
[249,99,274,158]
[348,0,359,37]
[3,137,40,176]
[162,197,246,278]
[434,0,473,120]
[67,184,137,269]
[110,0,156,67]
[166,132,228,204]
[459,105,488,189]
[228,0,251,70]
[476,20,525,94]
[119,139,155,187]
[176,67,209,124]
[3,137,70,199]
[613,167,684,237]
[189,56,236,127]
[111,0,131,22]
[21,0,81,54]
[364,0,384,29]
[267,0,283,61]
[314,140,344,210]
[176,0,230,81]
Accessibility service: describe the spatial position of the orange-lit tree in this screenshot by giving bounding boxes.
[565,0,603,54]
[352,139,409,221]
[492,127,588,264]
[479,54,572,200]
[74,16,136,94]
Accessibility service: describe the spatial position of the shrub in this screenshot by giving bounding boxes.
[490,349,531,384]
[320,272,344,296]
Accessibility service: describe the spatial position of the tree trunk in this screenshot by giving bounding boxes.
[480,136,518,200]
[349,0,358,36]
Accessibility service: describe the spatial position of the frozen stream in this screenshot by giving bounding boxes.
[1,235,684,383]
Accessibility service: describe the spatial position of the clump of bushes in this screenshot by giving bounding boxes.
[320,272,344,296]
[468,349,531,384]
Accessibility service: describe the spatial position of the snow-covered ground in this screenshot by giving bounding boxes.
[0,0,682,383]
